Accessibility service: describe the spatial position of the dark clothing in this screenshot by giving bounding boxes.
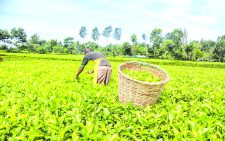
[81,52,111,67]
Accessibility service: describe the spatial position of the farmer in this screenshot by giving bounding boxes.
[75,48,112,85]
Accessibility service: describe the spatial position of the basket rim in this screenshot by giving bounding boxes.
[118,61,170,85]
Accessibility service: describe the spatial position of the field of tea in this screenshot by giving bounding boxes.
[0,53,225,140]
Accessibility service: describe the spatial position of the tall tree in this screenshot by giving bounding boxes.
[43,39,58,53]
[91,27,100,42]
[162,39,175,54]
[0,29,10,43]
[28,33,40,52]
[166,29,184,48]
[142,33,147,43]
[29,33,40,44]
[131,34,137,45]
[182,28,188,46]
[213,37,225,62]
[63,37,74,48]
[122,42,132,56]
[186,41,203,60]
[79,26,87,42]
[217,35,225,41]
[102,26,112,45]
[113,27,122,44]
[150,28,163,57]
[200,39,215,52]
[10,27,27,50]
[0,29,10,50]
[11,27,27,43]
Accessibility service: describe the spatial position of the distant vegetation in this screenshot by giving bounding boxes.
[0,26,225,62]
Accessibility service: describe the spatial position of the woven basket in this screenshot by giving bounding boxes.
[118,61,170,106]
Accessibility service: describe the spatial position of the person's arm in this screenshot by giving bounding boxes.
[75,67,84,79]
[75,57,88,79]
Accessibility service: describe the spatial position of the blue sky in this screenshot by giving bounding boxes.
[0,0,225,45]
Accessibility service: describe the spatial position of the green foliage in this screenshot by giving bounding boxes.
[0,53,225,140]
[63,37,74,48]
[150,28,163,47]
[150,28,163,57]
[0,29,10,41]
[122,69,161,82]
[79,26,87,39]
[142,33,147,42]
[213,38,225,62]
[122,42,132,56]
[91,27,100,42]
[113,28,122,43]
[35,45,47,54]
[131,44,148,56]
[100,44,123,57]
[29,33,40,45]
[200,39,215,52]
[53,45,63,53]
[166,29,184,48]
[84,41,99,51]
[130,34,137,45]
[10,27,27,43]
[185,41,203,60]
[1,27,224,62]
[103,26,112,38]
[102,26,112,45]
[162,39,175,53]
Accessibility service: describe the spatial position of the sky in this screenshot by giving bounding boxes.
[0,0,225,45]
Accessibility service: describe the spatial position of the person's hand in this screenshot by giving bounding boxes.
[87,70,94,74]
[75,75,78,79]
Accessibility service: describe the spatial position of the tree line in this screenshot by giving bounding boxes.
[0,27,225,62]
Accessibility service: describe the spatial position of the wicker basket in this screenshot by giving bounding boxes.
[118,61,170,106]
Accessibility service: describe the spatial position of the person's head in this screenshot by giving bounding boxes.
[84,48,91,55]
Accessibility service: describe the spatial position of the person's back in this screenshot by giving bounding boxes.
[82,52,111,67]
[75,49,112,85]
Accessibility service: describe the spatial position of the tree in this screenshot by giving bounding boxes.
[29,33,40,44]
[28,33,41,52]
[213,38,225,62]
[142,33,147,43]
[132,44,148,56]
[43,39,58,53]
[122,42,132,56]
[111,44,123,56]
[84,41,99,51]
[113,28,122,44]
[53,45,63,53]
[91,27,100,42]
[200,39,215,52]
[0,29,10,43]
[131,34,137,45]
[63,37,74,48]
[35,45,46,54]
[182,28,188,46]
[150,28,163,57]
[217,35,225,41]
[10,27,27,50]
[186,41,203,60]
[102,26,112,45]
[161,39,175,58]
[11,27,27,43]
[0,29,10,50]
[79,26,87,43]
[166,29,184,48]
